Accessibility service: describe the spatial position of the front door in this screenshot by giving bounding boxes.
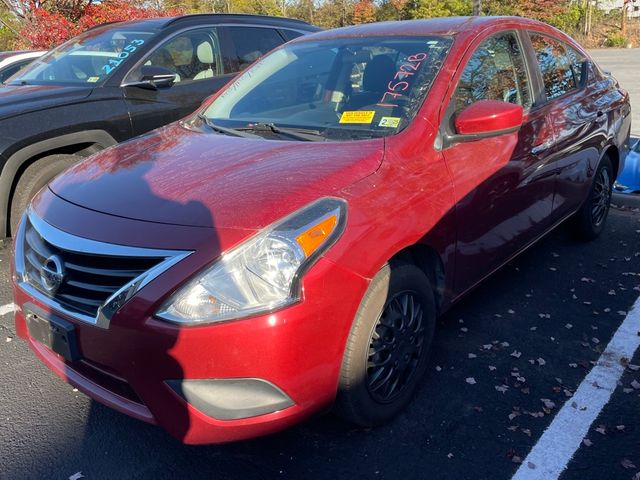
[440,31,557,295]
[123,26,235,136]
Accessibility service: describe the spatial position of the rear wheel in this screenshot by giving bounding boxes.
[570,156,613,240]
[10,154,81,235]
[335,261,436,426]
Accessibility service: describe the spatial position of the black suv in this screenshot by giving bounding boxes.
[0,14,319,235]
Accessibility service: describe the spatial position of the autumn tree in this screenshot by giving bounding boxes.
[352,0,375,24]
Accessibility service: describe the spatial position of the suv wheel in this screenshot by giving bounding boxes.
[10,154,81,235]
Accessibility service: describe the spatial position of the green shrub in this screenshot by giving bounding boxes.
[605,33,627,47]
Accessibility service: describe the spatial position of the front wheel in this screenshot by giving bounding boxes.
[334,261,436,427]
[570,156,613,240]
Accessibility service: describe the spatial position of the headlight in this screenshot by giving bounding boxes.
[156,198,347,325]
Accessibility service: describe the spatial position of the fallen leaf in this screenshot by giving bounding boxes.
[592,337,600,344]
[541,399,556,409]
[488,365,497,371]
[465,377,477,385]
[537,358,546,366]
[618,311,627,316]
[508,309,515,314]
[495,384,509,393]
[628,364,640,371]
[511,350,522,358]
[522,428,532,437]
[631,379,640,390]
[621,459,636,470]
[483,344,493,350]
[530,326,537,331]
[447,453,453,459]
[583,438,592,447]
[508,412,518,421]
[565,323,573,329]
[569,363,578,368]
[595,426,606,435]
[580,277,595,283]
[501,341,510,347]
[616,425,625,431]
[608,289,616,296]
[512,456,522,464]
[460,327,468,333]
[69,473,84,480]
[435,366,442,372]
[468,353,477,359]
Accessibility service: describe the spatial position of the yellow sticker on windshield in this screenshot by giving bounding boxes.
[87,76,100,83]
[379,117,401,128]
[339,111,375,124]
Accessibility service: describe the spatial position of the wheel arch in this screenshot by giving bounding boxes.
[0,130,117,237]
[603,143,620,179]
[388,243,446,314]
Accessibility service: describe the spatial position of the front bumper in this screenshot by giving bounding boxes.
[12,196,369,444]
[14,254,367,444]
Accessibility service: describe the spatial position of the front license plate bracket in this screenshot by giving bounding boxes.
[25,304,80,362]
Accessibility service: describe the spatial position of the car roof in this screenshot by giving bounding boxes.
[94,14,319,32]
[293,16,546,41]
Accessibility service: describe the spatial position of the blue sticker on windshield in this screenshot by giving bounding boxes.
[101,39,145,76]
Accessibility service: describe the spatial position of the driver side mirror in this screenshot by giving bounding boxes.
[443,100,523,147]
[123,65,176,90]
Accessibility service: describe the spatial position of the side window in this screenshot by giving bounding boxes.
[529,33,577,100]
[226,27,284,72]
[1,59,33,83]
[454,32,531,114]
[280,29,304,42]
[134,28,223,84]
[565,45,587,86]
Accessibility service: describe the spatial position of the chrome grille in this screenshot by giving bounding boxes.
[23,219,162,317]
[15,210,191,328]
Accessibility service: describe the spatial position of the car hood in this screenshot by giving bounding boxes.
[49,123,384,229]
[0,84,92,120]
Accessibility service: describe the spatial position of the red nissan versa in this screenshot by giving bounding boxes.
[12,17,631,444]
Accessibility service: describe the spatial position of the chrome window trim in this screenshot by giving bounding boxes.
[15,208,192,329]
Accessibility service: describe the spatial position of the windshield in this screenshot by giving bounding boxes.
[7,27,156,86]
[202,36,452,140]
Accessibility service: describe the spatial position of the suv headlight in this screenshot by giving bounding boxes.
[156,198,347,325]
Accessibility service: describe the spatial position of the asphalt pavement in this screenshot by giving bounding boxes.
[0,49,638,480]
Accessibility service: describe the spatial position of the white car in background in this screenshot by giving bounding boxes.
[0,50,46,83]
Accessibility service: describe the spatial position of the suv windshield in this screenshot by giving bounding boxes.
[202,35,452,141]
[7,27,156,86]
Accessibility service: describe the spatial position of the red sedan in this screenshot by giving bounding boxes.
[12,16,631,444]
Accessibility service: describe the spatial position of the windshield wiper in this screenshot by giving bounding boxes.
[197,114,261,139]
[237,123,327,142]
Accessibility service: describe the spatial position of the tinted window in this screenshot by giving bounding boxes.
[227,27,284,71]
[530,33,577,100]
[565,45,587,86]
[133,28,223,83]
[1,59,32,83]
[454,32,531,113]
[280,29,304,42]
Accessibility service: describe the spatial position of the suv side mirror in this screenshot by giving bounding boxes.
[123,65,176,90]
[444,100,523,147]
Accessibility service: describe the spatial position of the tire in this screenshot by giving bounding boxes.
[570,155,613,241]
[335,261,436,427]
[10,154,81,235]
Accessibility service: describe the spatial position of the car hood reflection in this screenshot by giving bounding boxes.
[49,123,385,229]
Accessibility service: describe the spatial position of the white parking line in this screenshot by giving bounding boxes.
[512,295,640,480]
[0,303,16,316]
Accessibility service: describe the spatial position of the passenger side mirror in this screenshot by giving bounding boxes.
[444,100,523,147]
[123,65,176,90]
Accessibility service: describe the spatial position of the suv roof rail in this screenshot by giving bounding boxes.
[163,13,313,28]
[84,21,124,32]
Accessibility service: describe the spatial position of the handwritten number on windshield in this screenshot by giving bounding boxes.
[101,39,145,76]
[378,53,427,107]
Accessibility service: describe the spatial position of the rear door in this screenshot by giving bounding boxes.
[440,30,557,295]
[123,26,235,135]
[526,33,605,222]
